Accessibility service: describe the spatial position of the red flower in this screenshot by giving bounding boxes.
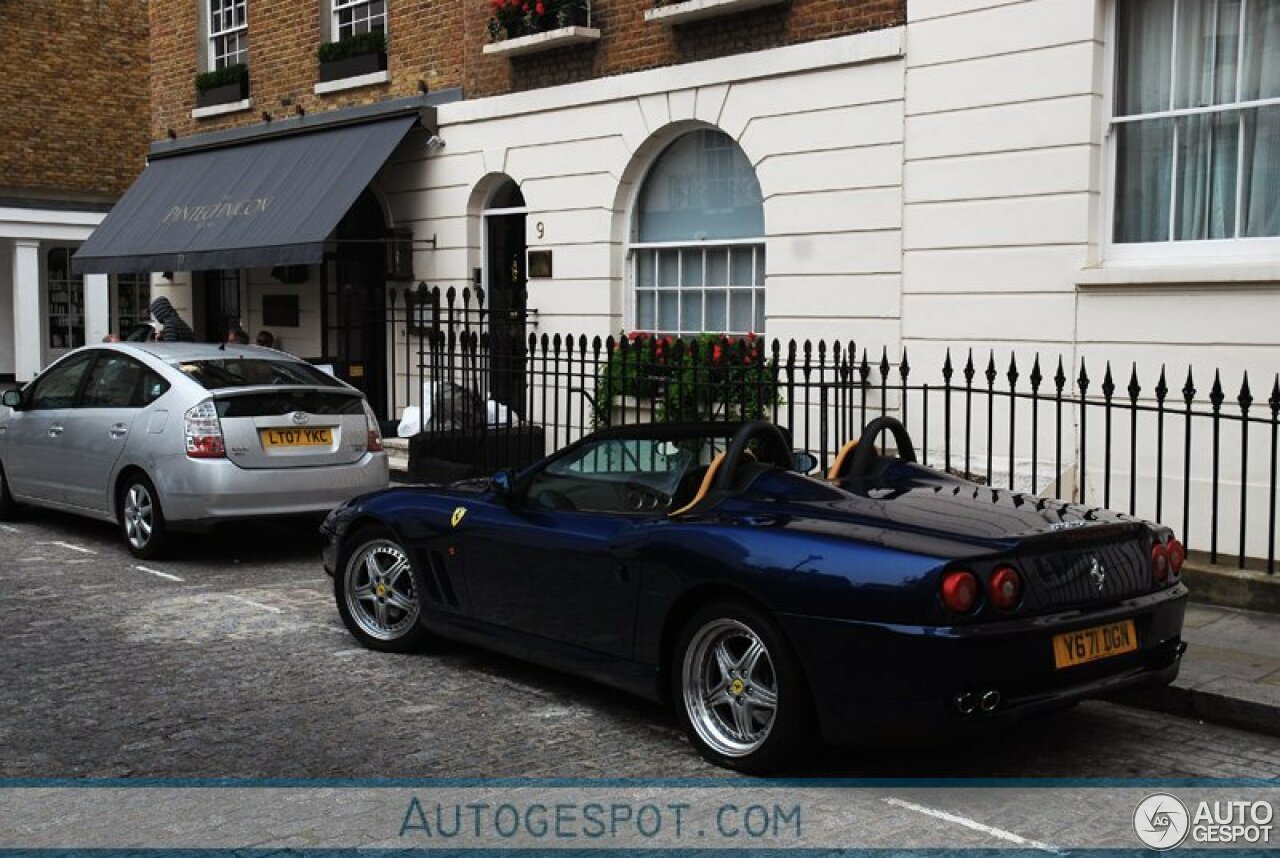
[521,3,529,11]
[713,344,724,363]
[535,2,545,13]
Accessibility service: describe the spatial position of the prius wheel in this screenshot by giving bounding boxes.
[119,474,168,560]
[335,527,430,653]
[673,602,814,774]
[0,462,19,520]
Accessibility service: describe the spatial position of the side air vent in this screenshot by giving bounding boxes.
[426,550,460,608]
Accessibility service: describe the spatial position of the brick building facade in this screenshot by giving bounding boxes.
[0,0,150,380]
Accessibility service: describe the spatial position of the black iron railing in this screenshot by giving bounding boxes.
[385,285,1280,573]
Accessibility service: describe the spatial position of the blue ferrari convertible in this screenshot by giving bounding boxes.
[323,418,1188,772]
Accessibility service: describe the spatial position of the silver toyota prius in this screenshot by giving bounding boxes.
[0,342,388,558]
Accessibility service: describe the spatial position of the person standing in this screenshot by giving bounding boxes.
[149,297,195,342]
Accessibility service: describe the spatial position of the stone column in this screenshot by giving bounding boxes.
[12,240,41,382]
[84,272,111,344]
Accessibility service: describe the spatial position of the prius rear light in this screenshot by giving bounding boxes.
[363,401,383,453]
[184,400,225,458]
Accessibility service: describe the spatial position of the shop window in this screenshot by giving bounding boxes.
[46,247,85,352]
[1112,0,1279,248]
[113,273,151,340]
[630,130,765,335]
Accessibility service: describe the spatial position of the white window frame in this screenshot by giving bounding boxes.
[207,0,249,71]
[1104,0,1280,264]
[625,132,767,336]
[332,0,387,42]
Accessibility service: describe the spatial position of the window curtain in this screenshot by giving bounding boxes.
[1114,0,1174,242]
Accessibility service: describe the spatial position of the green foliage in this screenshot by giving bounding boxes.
[593,332,779,427]
[195,63,247,94]
[318,31,387,63]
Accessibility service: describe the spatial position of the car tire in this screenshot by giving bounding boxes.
[671,600,815,774]
[334,525,432,653]
[0,462,20,520]
[118,473,169,560]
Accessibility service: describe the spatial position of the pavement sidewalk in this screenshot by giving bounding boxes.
[1112,603,1280,738]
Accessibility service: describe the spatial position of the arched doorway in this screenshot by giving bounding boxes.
[483,178,527,414]
[324,189,388,418]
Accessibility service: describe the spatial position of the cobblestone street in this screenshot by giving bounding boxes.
[3,508,1279,781]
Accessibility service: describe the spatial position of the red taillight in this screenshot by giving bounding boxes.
[988,565,1022,611]
[363,402,383,453]
[1152,542,1170,582]
[184,400,225,459]
[941,570,979,614]
[1167,538,1185,576]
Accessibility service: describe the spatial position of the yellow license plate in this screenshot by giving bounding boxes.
[259,427,332,448]
[1053,619,1138,668]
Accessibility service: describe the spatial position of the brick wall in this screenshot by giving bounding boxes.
[152,0,903,140]
[0,0,149,202]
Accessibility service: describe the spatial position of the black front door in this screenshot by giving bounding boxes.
[485,212,527,416]
[323,191,388,418]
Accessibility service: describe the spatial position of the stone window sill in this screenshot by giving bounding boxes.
[314,70,390,95]
[191,98,252,119]
[482,26,601,58]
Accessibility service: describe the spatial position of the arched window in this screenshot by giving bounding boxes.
[630,130,765,335]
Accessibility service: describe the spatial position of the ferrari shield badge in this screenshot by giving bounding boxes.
[450,506,468,528]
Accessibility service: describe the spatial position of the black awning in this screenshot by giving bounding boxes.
[72,115,416,274]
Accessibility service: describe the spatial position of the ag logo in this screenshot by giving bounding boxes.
[1134,793,1190,850]
[450,506,467,528]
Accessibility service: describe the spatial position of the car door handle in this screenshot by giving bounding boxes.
[47,424,63,437]
[109,423,129,438]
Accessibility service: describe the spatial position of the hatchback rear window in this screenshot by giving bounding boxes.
[174,359,345,390]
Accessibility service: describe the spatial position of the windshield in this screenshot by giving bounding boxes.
[174,358,346,390]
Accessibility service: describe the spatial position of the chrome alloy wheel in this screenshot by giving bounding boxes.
[344,539,420,641]
[123,483,155,550]
[682,618,779,757]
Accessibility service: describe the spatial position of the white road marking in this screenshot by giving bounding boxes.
[134,565,184,582]
[0,524,19,534]
[226,594,283,614]
[882,797,1064,854]
[37,541,97,555]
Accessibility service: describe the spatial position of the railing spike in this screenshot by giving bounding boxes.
[1183,367,1197,403]
[899,347,910,379]
[1210,370,1225,410]
[1127,363,1141,403]
[1270,374,1280,416]
[1029,354,1042,391]
[1054,356,1066,392]
[1077,358,1090,394]
[1101,362,1115,400]
[985,350,997,385]
[963,349,975,383]
[1238,371,1253,412]
[942,348,953,381]
[1155,365,1168,402]
[1006,353,1019,388]
[879,346,890,377]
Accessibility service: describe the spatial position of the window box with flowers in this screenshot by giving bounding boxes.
[643,0,787,26]
[592,332,779,427]
[483,0,599,57]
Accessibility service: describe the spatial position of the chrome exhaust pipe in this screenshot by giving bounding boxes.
[980,690,1001,712]
[954,692,977,715]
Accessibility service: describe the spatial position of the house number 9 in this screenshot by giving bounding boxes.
[535,221,545,239]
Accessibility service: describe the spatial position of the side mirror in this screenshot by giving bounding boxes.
[792,451,819,474]
[1,389,22,410]
[490,470,515,497]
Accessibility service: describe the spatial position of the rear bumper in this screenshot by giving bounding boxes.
[778,583,1188,746]
[154,453,389,524]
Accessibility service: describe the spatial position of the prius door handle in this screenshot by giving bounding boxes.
[47,424,63,437]
[109,423,129,438]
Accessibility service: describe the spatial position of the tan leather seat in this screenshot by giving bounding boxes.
[827,439,859,481]
[669,452,727,516]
